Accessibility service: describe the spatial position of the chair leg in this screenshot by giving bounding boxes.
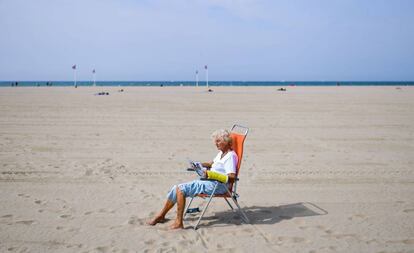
[184,196,195,218]
[193,182,218,230]
[226,188,250,224]
[224,197,234,210]
[232,197,250,224]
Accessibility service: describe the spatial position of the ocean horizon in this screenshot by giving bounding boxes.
[1,81,414,87]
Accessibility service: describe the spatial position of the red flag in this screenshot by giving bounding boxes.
[72,65,76,70]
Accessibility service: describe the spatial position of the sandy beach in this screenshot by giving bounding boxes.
[0,86,413,253]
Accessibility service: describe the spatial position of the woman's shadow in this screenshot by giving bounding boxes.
[187,202,328,227]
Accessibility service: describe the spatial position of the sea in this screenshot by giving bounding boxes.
[1,81,413,87]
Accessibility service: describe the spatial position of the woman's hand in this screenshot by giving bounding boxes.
[202,162,213,169]
[227,173,236,183]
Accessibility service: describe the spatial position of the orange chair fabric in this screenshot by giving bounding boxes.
[230,132,246,175]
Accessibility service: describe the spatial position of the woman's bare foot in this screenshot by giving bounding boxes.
[169,220,184,229]
[147,216,166,226]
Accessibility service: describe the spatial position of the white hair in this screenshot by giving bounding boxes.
[211,129,232,144]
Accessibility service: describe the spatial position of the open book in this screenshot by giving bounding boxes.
[188,160,206,177]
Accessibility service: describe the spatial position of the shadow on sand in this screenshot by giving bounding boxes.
[186,202,327,227]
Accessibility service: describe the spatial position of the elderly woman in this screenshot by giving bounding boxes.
[148,129,238,229]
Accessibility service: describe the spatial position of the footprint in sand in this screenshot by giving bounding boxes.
[299,226,309,230]
[402,239,414,245]
[65,243,83,249]
[144,239,155,245]
[277,236,307,244]
[403,209,414,213]
[59,214,72,219]
[315,225,326,230]
[95,246,110,253]
[140,189,155,200]
[348,214,367,221]
[15,220,36,225]
[365,239,379,245]
[386,239,414,245]
[17,193,30,198]
[1,214,13,218]
[97,208,116,214]
[34,199,47,205]
[127,216,145,226]
[325,233,359,240]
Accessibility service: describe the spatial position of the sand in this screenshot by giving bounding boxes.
[0,86,413,253]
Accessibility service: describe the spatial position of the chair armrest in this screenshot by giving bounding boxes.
[200,178,219,182]
[200,178,239,182]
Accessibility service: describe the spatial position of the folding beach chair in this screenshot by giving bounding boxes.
[184,124,250,229]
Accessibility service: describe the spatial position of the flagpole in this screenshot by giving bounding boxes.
[74,67,77,88]
[93,69,96,86]
[205,65,209,89]
[195,70,198,87]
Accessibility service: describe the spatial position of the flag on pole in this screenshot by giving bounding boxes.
[72,65,76,70]
[204,65,208,70]
[92,69,96,86]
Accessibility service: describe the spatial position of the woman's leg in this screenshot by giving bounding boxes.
[170,187,186,229]
[148,185,179,225]
[149,180,219,228]
[170,180,222,229]
[147,199,175,225]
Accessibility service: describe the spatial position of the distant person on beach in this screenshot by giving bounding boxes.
[148,129,238,229]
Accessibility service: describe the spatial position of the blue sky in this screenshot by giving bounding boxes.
[0,0,413,81]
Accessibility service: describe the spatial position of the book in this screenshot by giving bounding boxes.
[188,160,206,177]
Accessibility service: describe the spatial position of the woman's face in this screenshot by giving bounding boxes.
[215,137,230,152]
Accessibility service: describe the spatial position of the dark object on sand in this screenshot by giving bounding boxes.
[95,92,109,96]
[186,207,200,214]
[208,89,213,92]
[277,88,286,91]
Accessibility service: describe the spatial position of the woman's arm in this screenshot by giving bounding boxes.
[202,161,213,169]
[203,171,236,183]
[227,173,236,183]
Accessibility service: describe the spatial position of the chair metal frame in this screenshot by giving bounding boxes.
[184,124,250,230]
